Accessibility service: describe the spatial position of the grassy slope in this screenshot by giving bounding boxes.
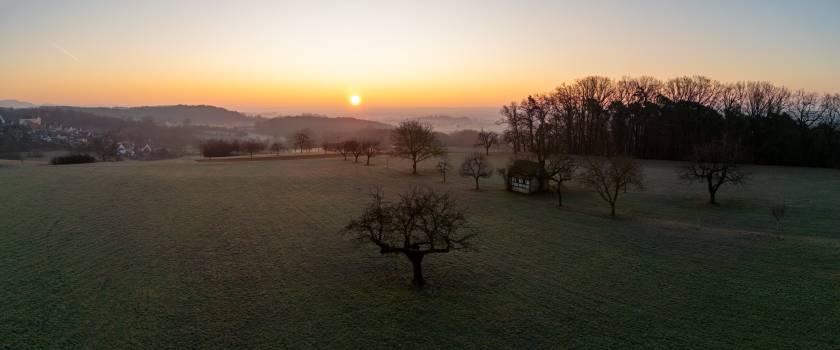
[1,154,838,349]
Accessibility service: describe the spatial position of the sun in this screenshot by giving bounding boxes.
[349,95,362,106]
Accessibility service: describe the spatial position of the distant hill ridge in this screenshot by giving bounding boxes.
[254,115,391,137]
[0,99,38,109]
[62,105,252,126]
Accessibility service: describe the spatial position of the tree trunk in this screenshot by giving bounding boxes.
[557,188,563,207]
[707,176,717,205]
[412,160,418,175]
[442,172,446,183]
[474,177,480,190]
[409,254,424,287]
[485,147,490,156]
[610,203,616,217]
[366,156,371,166]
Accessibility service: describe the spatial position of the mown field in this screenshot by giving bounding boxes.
[1,152,839,349]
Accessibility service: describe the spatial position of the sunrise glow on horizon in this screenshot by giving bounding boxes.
[2,0,839,113]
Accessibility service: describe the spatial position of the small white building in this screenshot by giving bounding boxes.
[18,117,42,128]
[0,114,5,125]
[506,159,541,194]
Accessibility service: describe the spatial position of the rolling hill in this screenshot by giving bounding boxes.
[64,105,253,126]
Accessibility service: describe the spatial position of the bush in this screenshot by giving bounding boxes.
[50,154,97,165]
[200,139,239,158]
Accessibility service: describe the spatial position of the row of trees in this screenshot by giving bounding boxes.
[200,139,283,158]
[324,140,382,165]
[501,76,840,168]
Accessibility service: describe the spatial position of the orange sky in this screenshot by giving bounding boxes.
[2,1,839,114]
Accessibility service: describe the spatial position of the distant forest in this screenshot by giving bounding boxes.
[501,76,840,168]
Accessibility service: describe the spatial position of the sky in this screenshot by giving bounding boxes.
[1,0,839,115]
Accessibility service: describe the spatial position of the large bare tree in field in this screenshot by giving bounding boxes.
[460,152,493,190]
[679,142,748,205]
[343,188,476,288]
[580,156,644,217]
[545,154,577,207]
[475,130,499,155]
[391,120,445,175]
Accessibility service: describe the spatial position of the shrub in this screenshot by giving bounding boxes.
[50,154,97,165]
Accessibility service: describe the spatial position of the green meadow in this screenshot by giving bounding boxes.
[1,153,838,349]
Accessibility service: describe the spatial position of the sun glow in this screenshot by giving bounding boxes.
[349,95,362,106]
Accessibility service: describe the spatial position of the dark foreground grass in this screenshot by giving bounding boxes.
[1,155,838,349]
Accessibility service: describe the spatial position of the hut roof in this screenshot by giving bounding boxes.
[508,159,540,178]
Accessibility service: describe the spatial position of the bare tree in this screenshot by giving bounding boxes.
[361,140,381,166]
[291,129,314,152]
[662,76,721,106]
[342,188,476,288]
[436,153,451,183]
[460,152,493,190]
[338,140,356,160]
[348,140,363,163]
[679,142,748,205]
[475,130,499,155]
[545,154,577,207]
[269,141,286,155]
[391,120,445,175]
[241,139,266,157]
[791,90,822,127]
[580,156,645,217]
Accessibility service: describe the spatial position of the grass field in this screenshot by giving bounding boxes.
[1,152,839,349]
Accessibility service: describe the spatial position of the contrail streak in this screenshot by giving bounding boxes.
[51,42,79,62]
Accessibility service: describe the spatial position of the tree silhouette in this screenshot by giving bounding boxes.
[580,156,644,217]
[343,188,476,288]
[460,152,493,190]
[391,120,444,175]
[679,142,748,204]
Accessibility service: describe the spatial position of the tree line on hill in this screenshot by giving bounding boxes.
[500,75,840,168]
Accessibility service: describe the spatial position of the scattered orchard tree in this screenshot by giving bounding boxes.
[321,142,338,153]
[361,140,381,165]
[291,129,314,152]
[436,153,451,183]
[391,120,445,175]
[343,187,476,288]
[475,130,499,155]
[349,140,364,163]
[270,141,286,155]
[241,139,266,157]
[580,156,645,217]
[679,142,748,205]
[545,154,577,207]
[338,140,355,160]
[460,152,493,190]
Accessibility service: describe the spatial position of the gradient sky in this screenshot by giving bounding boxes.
[1,0,839,114]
